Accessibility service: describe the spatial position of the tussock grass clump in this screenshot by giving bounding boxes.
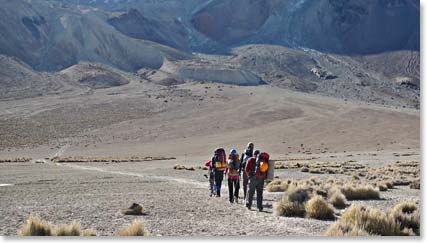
[378,183,388,191]
[325,221,370,236]
[55,221,81,236]
[327,190,347,208]
[173,164,195,171]
[301,167,309,172]
[18,215,54,236]
[274,198,306,217]
[82,229,98,236]
[305,196,335,220]
[341,185,380,200]
[18,216,97,236]
[339,205,401,236]
[265,179,291,192]
[118,220,149,236]
[392,202,420,235]
[409,178,420,189]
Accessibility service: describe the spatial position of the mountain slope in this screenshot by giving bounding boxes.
[0,0,180,72]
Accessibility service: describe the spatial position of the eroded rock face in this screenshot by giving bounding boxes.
[108,9,190,51]
[191,0,271,44]
[290,0,420,54]
[191,0,419,54]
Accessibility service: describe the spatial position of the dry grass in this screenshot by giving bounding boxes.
[330,204,402,236]
[0,157,32,163]
[53,156,175,163]
[18,215,54,236]
[274,198,306,217]
[173,164,195,171]
[392,202,420,235]
[327,189,347,208]
[325,221,370,236]
[82,228,98,236]
[18,216,97,236]
[409,178,420,189]
[305,196,335,220]
[265,179,292,192]
[118,220,149,236]
[340,185,380,200]
[54,222,82,236]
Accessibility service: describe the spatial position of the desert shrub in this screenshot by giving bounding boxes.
[339,205,401,236]
[274,197,306,217]
[378,183,388,191]
[327,190,347,208]
[286,186,313,203]
[118,220,149,236]
[18,215,54,236]
[409,178,420,189]
[392,202,420,235]
[265,179,290,192]
[18,216,97,236]
[301,167,309,172]
[82,229,97,236]
[340,185,380,200]
[54,221,81,236]
[308,168,324,174]
[122,203,145,215]
[305,196,335,220]
[325,221,371,236]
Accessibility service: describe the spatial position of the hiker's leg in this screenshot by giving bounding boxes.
[247,177,256,208]
[228,178,234,202]
[215,171,221,196]
[243,173,248,200]
[256,178,264,210]
[234,179,239,198]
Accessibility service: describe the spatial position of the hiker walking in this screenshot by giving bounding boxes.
[240,142,254,201]
[211,148,227,197]
[226,149,241,203]
[245,150,270,211]
[204,160,216,197]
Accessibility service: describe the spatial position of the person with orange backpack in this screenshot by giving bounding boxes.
[226,149,240,203]
[245,150,269,211]
[211,148,227,197]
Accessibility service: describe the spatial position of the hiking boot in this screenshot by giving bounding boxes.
[258,207,263,212]
[234,196,239,203]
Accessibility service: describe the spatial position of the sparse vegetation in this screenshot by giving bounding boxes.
[305,196,335,220]
[173,164,196,171]
[18,216,97,236]
[340,185,380,200]
[118,220,149,236]
[325,203,418,236]
[53,156,176,163]
[18,216,53,236]
[0,157,32,163]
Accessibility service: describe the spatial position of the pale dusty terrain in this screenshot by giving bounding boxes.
[0,78,420,236]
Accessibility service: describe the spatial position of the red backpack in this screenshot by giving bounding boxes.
[215,148,227,171]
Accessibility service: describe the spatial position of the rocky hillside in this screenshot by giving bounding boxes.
[0,0,185,72]
[191,0,419,54]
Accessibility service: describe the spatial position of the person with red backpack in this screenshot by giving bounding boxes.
[245,150,269,211]
[211,148,227,197]
[226,149,240,203]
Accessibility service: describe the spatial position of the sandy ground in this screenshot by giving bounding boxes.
[0,81,420,236]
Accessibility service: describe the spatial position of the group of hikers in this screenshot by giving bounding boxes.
[204,142,270,212]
